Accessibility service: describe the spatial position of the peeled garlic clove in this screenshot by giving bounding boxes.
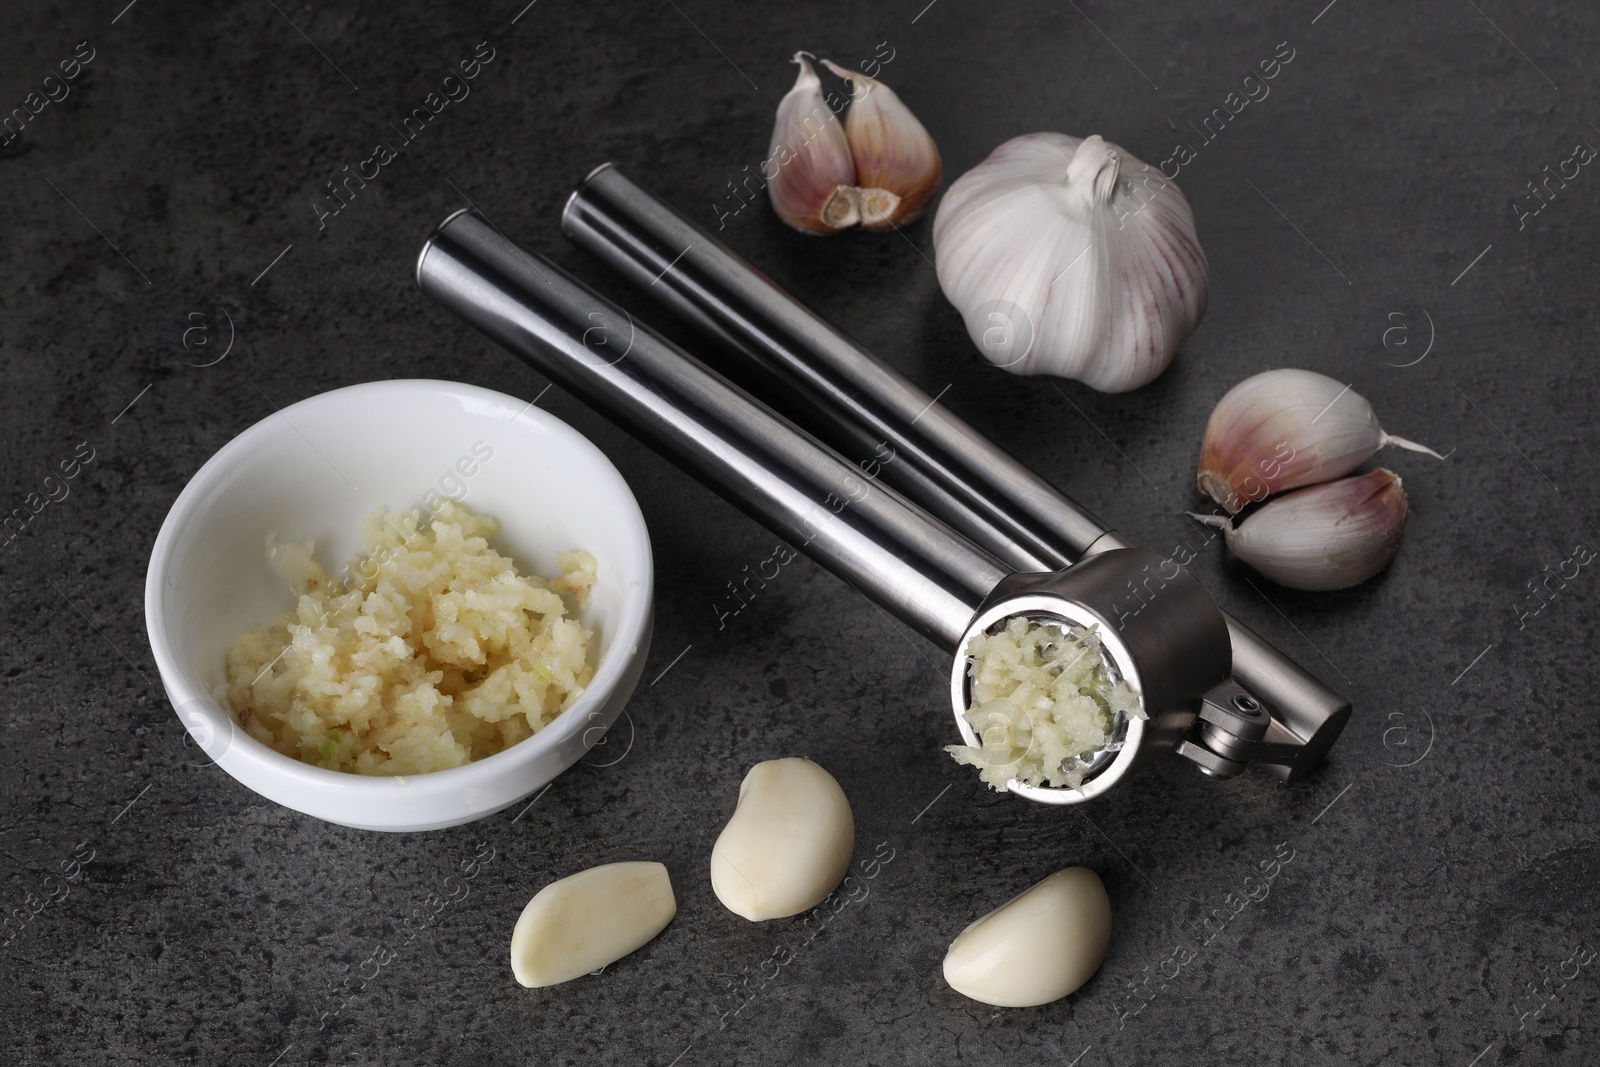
[1194,468,1410,591]
[1197,368,1443,513]
[942,867,1112,1007]
[711,757,854,921]
[767,54,859,234]
[509,861,676,988]
[820,59,941,229]
[932,133,1208,392]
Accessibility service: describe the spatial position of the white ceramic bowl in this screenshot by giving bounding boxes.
[144,379,653,831]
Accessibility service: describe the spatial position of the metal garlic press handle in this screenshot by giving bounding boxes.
[563,163,1104,570]
[560,164,1351,785]
[415,208,1008,648]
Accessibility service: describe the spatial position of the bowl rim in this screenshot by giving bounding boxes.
[143,377,654,799]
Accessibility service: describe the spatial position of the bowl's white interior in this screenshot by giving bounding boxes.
[149,379,651,809]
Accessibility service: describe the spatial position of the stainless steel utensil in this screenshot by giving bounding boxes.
[559,164,1351,790]
[416,207,1340,804]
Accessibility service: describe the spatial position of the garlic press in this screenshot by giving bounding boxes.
[415,181,1349,805]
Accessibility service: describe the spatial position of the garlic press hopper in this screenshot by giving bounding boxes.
[415,185,1350,804]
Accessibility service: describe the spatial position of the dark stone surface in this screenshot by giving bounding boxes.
[2,1,1598,1064]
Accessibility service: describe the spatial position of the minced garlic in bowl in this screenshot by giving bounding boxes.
[224,500,595,776]
[946,617,1143,791]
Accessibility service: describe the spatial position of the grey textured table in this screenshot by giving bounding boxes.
[3,1,1597,1064]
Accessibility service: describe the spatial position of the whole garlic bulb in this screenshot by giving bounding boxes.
[932,133,1209,392]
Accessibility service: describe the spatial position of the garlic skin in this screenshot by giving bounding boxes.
[820,59,941,229]
[942,867,1112,1007]
[767,54,859,234]
[1193,468,1410,591]
[932,133,1208,392]
[1198,369,1443,513]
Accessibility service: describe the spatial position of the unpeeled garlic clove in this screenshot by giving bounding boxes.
[711,757,855,920]
[509,861,676,988]
[942,867,1112,1008]
[767,54,860,234]
[819,59,941,229]
[1191,467,1410,591]
[1198,368,1443,513]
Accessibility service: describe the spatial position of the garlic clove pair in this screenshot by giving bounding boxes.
[767,54,940,233]
[931,132,1209,392]
[1197,369,1443,513]
[1191,468,1410,591]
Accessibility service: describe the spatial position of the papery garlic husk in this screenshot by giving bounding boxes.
[767,54,860,234]
[932,133,1208,392]
[1192,468,1410,591]
[820,59,941,229]
[1197,368,1444,513]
